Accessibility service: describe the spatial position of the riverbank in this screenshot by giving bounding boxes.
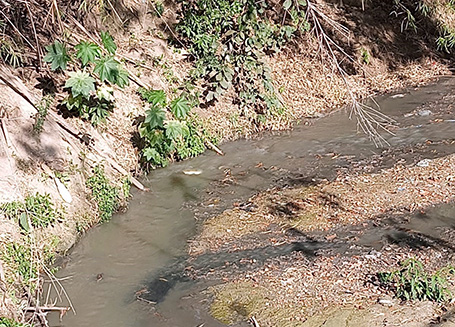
[1,0,455,324]
[188,141,455,326]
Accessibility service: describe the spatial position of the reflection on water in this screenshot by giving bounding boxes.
[49,78,455,327]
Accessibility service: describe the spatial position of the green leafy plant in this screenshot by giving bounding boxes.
[378,258,454,302]
[0,318,30,327]
[100,31,117,55]
[176,0,301,117]
[86,166,120,222]
[33,95,53,134]
[138,88,212,168]
[44,41,71,71]
[3,243,36,284]
[1,193,59,230]
[75,41,102,66]
[44,32,129,126]
[360,48,370,64]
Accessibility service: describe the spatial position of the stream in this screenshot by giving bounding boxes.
[49,77,455,326]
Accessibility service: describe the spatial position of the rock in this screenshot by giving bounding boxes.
[378,298,394,307]
[416,159,432,167]
[417,109,432,116]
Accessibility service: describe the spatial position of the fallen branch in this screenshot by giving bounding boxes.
[305,0,396,146]
[205,139,224,156]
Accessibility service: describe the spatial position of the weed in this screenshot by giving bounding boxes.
[138,88,216,168]
[3,243,36,285]
[0,317,30,327]
[176,0,305,115]
[86,165,119,222]
[1,193,59,230]
[33,95,53,134]
[378,258,454,302]
[360,48,370,64]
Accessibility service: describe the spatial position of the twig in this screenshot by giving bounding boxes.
[205,139,224,156]
[249,316,260,327]
[305,0,395,146]
[24,0,42,67]
[0,119,12,147]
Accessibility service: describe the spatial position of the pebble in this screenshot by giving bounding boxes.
[416,159,432,167]
[417,109,432,116]
[183,169,202,175]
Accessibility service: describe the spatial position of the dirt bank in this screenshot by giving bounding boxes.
[0,0,455,324]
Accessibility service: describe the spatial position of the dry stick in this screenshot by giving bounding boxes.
[42,265,76,316]
[305,1,394,146]
[249,316,260,327]
[0,10,35,50]
[24,0,42,67]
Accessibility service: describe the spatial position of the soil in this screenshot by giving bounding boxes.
[1,0,455,323]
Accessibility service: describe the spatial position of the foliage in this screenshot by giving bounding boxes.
[176,0,304,117]
[0,318,30,327]
[86,166,120,222]
[378,258,454,302]
[392,0,455,52]
[0,193,59,230]
[33,95,53,134]
[100,31,117,55]
[3,243,36,284]
[65,71,96,98]
[44,41,71,71]
[44,32,128,126]
[0,39,23,68]
[75,41,101,66]
[138,88,212,168]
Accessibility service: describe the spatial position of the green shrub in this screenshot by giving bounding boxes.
[86,166,119,222]
[3,243,36,284]
[378,258,454,302]
[176,0,302,114]
[0,317,30,327]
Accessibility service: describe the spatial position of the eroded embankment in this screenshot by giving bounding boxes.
[1,0,455,324]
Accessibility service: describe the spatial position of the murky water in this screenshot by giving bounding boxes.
[49,77,455,326]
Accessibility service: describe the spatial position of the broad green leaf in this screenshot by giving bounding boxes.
[75,41,101,66]
[165,120,189,140]
[170,96,191,119]
[94,56,120,84]
[44,41,71,71]
[144,106,166,129]
[96,85,114,101]
[283,0,292,10]
[100,31,117,54]
[19,212,30,232]
[114,67,129,88]
[138,89,167,106]
[65,71,96,98]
